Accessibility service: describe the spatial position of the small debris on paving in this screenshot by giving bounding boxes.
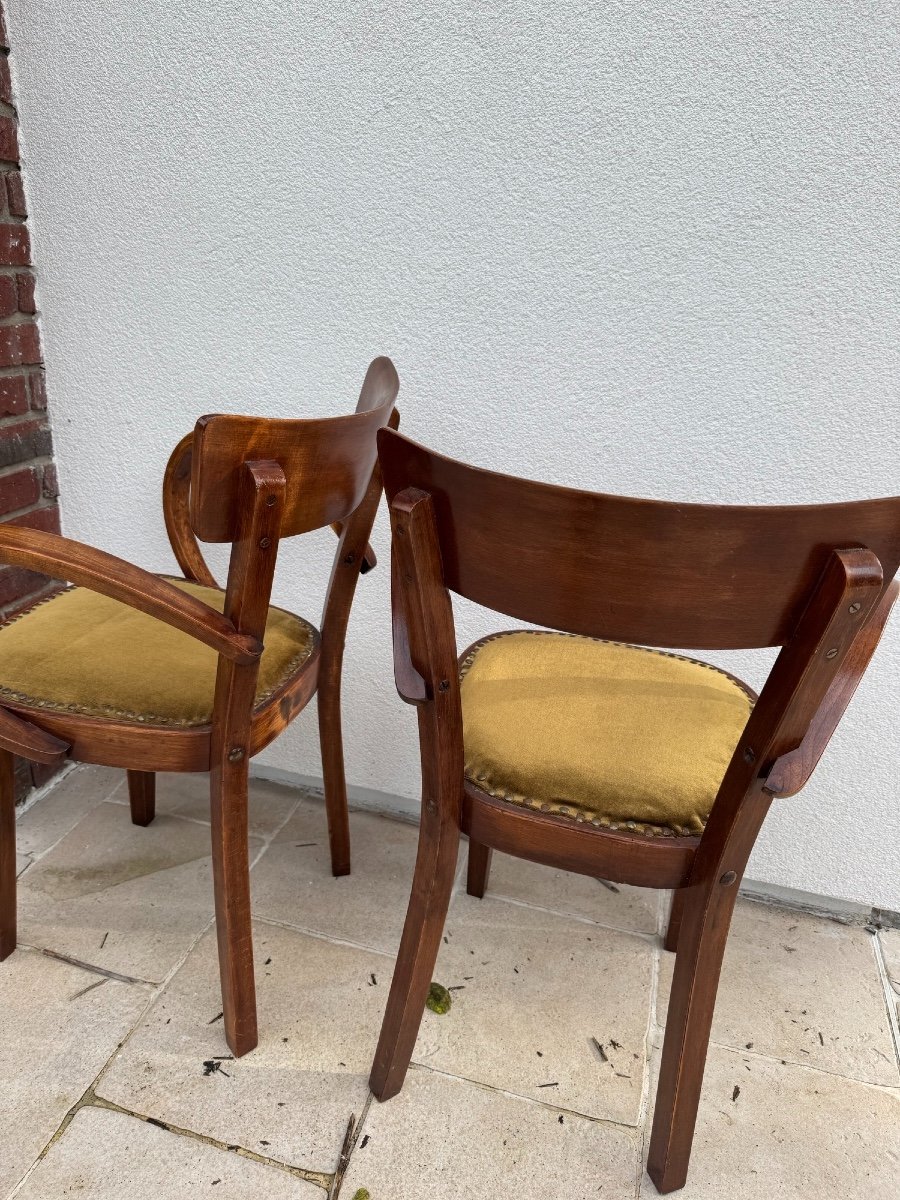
[202,1059,231,1078]
[732,1085,741,1102]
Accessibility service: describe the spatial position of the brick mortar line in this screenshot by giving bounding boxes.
[0,455,54,475]
[0,494,57,518]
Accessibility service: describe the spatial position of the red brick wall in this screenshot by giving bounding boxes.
[0,6,63,798]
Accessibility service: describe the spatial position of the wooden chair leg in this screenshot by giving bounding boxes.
[209,760,257,1058]
[317,674,351,878]
[369,819,460,1101]
[466,839,492,899]
[127,770,156,827]
[664,888,685,952]
[0,749,15,960]
[647,876,741,1193]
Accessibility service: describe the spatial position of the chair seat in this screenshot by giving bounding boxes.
[0,578,318,727]
[460,631,754,837]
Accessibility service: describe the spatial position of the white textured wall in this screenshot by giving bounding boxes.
[7,2,900,909]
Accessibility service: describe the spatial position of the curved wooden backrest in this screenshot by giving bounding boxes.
[377,428,900,650]
[190,357,399,542]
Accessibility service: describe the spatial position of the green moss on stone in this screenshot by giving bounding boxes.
[351,1190,371,1200]
[425,982,452,1015]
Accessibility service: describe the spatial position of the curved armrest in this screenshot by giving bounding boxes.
[764,578,899,797]
[0,526,261,664]
[162,432,219,587]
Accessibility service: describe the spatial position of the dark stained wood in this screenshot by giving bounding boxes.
[648,547,884,1193]
[0,749,13,959]
[162,432,219,587]
[369,489,463,1100]
[0,526,261,664]
[377,429,900,650]
[664,889,685,953]
[0,357,398,1059]
[371,430,900,1194]
[465,839,492,898]
[127,770,156,827]
[763,578,899,798]
[464,785,697,889]
[317,408,401,876]
[191,357,399,542]
[209,459,284,1058]
[0,705,69,765]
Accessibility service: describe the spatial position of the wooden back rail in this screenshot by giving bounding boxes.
[369,427,900,1195]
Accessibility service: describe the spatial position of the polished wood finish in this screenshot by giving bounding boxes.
[370,429,900,1194]
[127,770,155,827]
[209,459,284,1057]
[664,889,685,953]
[163,432,219,587]
[369,489,463,1100]
[376,433,900,649]
[191,357,399,542]
[0,358,398,1058]
[465,839,492,899]
[0,705,68,765]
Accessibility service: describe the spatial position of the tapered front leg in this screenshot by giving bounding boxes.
[664,889,685,953]
[317,666,352,877]
[465,839,492,899]
[209,756,257,1058]
[647,876,740,1192]
[127,770,156,827]
[0,749,15,960]
[369,809,459,1100]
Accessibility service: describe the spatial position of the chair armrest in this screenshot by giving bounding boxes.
[0,526,261,664]
[0,704,69,763]
[162,431,219,587]
[764,578,899,797]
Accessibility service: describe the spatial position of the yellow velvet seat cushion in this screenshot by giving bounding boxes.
[460,631,754,837]
[0,578,318,727]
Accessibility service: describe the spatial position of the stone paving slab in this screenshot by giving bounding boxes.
[0,947,149,1199]
[343,1067,640,1200]
[640,1043,900,1198]
[656,900,899,1086]
[98,921,387,1175]
[13,1106,322,1199]
[411,891,654,1125]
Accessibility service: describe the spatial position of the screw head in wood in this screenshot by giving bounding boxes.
[266,495,277,507]
[259,536,271,549]
[825,647,838,660]
[848,602,861,614]
[228,746,244,762]
[719,870,737,886]
[438,679,450,692]
[343,552,355,565]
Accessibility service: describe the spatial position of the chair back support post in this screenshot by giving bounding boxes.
[691,546,884,888]
[211,459,286,764]
[207,459,285,1057]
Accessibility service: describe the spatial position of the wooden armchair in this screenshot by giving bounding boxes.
[369,427,900,1194]
[0,356,399,1058]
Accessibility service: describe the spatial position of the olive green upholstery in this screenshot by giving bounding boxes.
[0,578,317,727]
[460,631,754,837]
